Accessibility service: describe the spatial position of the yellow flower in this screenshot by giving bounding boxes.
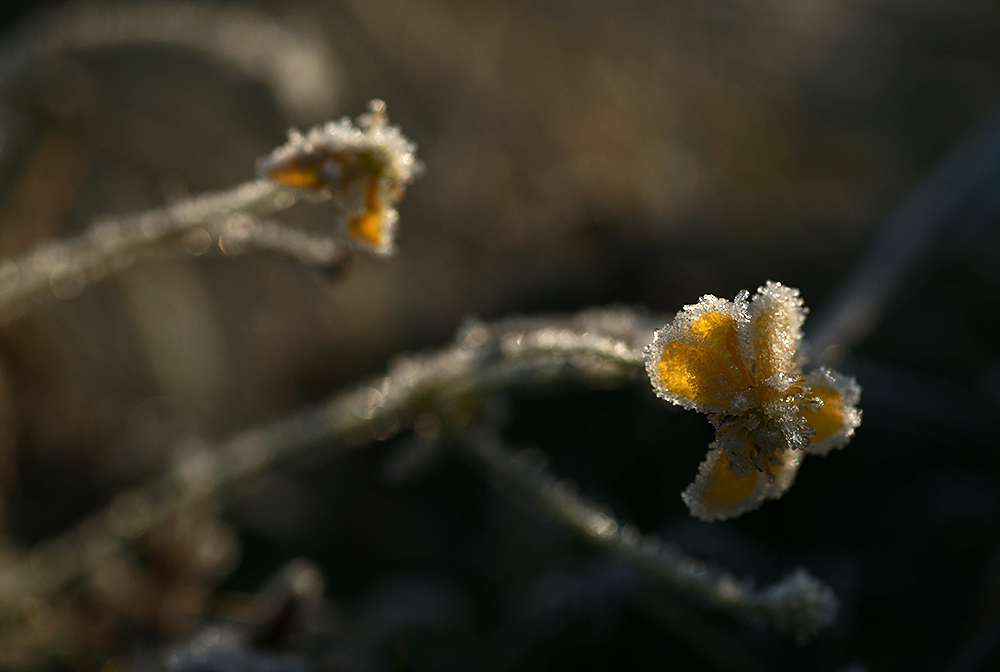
[645,282,861,521]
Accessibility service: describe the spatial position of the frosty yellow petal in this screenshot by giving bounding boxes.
[801,368,862,455]
[698,448,760,509]
[682,445,801,522]
[645,294,753,413]
[266,160,331,190]
[346,180,397,255]
[745,281,806,385]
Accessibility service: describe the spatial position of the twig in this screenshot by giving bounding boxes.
[0,306,836,643]
[0,308,651,619]
[453,425,838,643]
[215,214,345,267]
[0,179,311,322]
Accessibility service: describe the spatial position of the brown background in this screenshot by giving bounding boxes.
[0,1,998,670]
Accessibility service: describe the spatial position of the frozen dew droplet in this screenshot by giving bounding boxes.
[173,442,219,495]
[286,558,326,600]
[456,317,491,349]
[217,233,244,256]
[88,220,125,253]
[363,386,385,419]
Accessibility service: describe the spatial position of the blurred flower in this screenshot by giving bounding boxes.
[646,281,861,521]
[257,100,422,256]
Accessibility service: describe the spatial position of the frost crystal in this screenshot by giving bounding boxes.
[645,282,861,521]
[760,568,840,643]
[257,100,423,256]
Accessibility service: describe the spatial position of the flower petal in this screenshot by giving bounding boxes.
[345,179,398,256]
[801,368,862,455]
[744,281,806,388]
[682,444,802,522]
[645,293,753,414]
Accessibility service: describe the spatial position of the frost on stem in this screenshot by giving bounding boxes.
[257,100,423,256]
[758,568,840,644]
[645,281,862,521]
[0,307,839,645]
[458,426,839,641]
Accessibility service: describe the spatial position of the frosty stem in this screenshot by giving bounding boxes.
[0,308,836,641]
[457,426,837,642]
[0,179,336,322]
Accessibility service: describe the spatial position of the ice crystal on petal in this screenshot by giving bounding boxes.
[256,100,422,256]
[645,282,861,521]
[743,281,806,385]
[801,367,862,456]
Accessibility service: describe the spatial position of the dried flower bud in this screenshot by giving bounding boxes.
[257,100,422,256]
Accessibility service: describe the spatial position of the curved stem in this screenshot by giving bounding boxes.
[0,179,309,322]
[454,425,838,642]
[0,307,836,642]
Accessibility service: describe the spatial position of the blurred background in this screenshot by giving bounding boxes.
[0,0,998,670]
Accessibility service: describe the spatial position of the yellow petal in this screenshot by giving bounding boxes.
[682,444,801,522]
[346,180,397,256]
[645,294,753,414]
[801,368,862,455]
[265,160,330,190]
[745,281,806,385]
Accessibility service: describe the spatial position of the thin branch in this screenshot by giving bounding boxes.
[215,214,346,267]
[0,179,311,322]
[0,306,836,643]
[0,308,651,619]
[453,425,838,643]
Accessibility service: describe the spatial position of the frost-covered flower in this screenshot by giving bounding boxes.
[645,282,861,521]
[257,100,422,256]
